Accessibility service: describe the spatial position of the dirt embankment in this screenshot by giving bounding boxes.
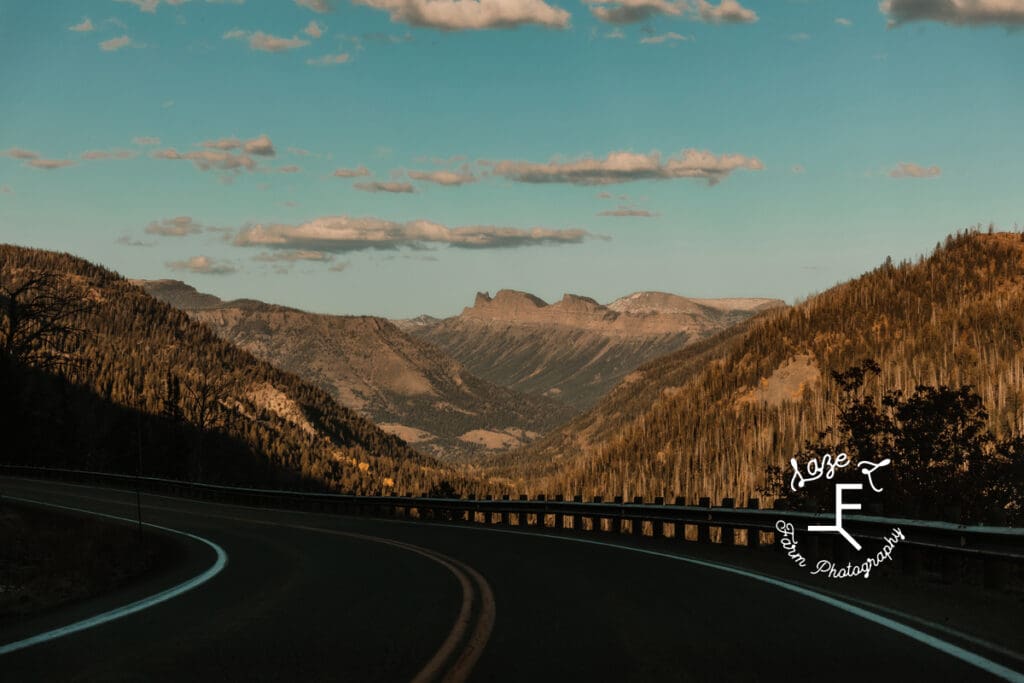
[0,502,182,622]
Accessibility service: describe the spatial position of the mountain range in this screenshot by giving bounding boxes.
[400,289,784,410]
[139,280,576,462]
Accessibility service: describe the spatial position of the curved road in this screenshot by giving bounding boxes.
[1,477,1021,682]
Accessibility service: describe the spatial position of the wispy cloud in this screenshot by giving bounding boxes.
[146,216,205,236]
[152,147,257,172]
[835,17,852,26]
[304,20,325,38]
[333,166,372,178]
[354,181,416,193]
[232,215,595,252]
[296,0,332,11]
[2,148,40,160]
[167,255,237,275]
[889,162,941,178]
[69,18,95,32]
[133,136,161,146]
[407,169,478,186]
[584,0,683,24]
[307,53,350,65]
[224,30,309,52]
[200,134,276,156]
[278,165,302,173]
[640,31,689,43]
[598,207,659,217]
[880,0,1024,27]
[253,250,334,262]
[487,149,763,186]
[352,0,571,30]
[28,159,78,170]
[100,35,136,52]
[695,0,757,24]
[81,149,137,160]
[584,0,755,24]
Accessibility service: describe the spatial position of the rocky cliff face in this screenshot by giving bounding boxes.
[402,289,785,410]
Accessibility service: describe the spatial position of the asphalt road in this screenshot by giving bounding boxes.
[1,477,1022,683]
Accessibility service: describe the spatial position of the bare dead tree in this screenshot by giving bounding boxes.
[0,266,91,375]
[178,366,238,481]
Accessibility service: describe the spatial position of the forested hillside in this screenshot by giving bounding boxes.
[503,230,1024,506]
[0,245,458,494]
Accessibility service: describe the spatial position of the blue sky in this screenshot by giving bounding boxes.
[0,0,1021,317]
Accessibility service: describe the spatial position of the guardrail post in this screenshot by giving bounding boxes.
[632,496,644,537]
[674,497,686,541]
[572,495,582,531]
[517,494,528,526]
[554,494,565,529]
[500,494,510,526]
[653,497,665,538]
[613,496,624,534]
[746,498,760,549]
[535,494,546,528]
[484,494,494,524]
[984,508,1010,590]
[941,505,963,583]
[698,497,711,543]
[720,498,735,546]
[592,495,603,532]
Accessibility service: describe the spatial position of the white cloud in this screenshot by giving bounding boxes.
[152,147,257,172]
[407,169,478,185]
[167,255,237,275]
[353,0,571,30]
[69,18,95,32]
[488,149,763,186]
[232,215,594,252]
[354,181,416,193]
[598,207,658,217]
[199,134,276,157]
[28,159,77,170]
[296,0,332,11]
[880,0,1024,27]
[835,17,852,26]
[307,53,350,65]
[2,148,40,160]
[253,250,334,262]
[224,30,310,52]
[146,216,205,236]
[304,20,325,38]
[100,35,134,52]
[81,149,137,160]
[585,0,683,23]
[640,31,689,43]
[889,162,941,178]
[695,0,757,23]
[334,166,371,177]
[586,0,755,24]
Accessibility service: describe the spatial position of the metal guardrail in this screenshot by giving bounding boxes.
[2,464,1022,588]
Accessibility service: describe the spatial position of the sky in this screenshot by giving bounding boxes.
[0,0,1021,318]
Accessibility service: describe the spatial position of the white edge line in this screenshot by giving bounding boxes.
[0,496,229,656]
[386,521,1024,683]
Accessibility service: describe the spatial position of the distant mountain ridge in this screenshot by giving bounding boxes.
[139,280,576,462]
[401,289,785,409]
